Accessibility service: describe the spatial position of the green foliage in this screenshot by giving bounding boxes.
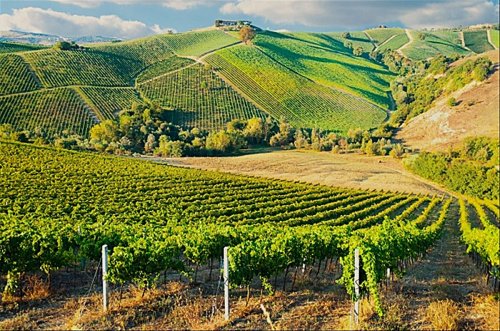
[447,97,457,107]
[405,138,499,200]
[138,64,266,132]
[463,30,495,53]
[391,56,493,124]
[0,54,41,96]
[206,45,386,133]
[402,30,471,61]
[53,41,81,51]
[0,88,97,137]
[254,31,393,109]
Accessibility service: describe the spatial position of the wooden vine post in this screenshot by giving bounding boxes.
[102,244,109,312]
[354,248,360,325]
[224,246,230,321]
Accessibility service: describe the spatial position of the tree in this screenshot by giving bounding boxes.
[342,32,351,39]
[90,120,119,151]
[239,26,256,44]
[389,144,405,159]
[243,118,265,144]
[206,130,233,153]
[293,129,309,149]
[353,46,364,56]
[418,33,426,41]
[447,97,457,107]
[144,134,156,153]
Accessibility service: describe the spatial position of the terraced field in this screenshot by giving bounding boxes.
[491,29,499,48]
[164,29,238,57]
[77,87,142,121]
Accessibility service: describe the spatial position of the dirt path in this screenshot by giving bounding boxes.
[392,201,495,329]
[397,29,413,55]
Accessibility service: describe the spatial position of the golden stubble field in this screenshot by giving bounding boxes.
[157,149,446,196]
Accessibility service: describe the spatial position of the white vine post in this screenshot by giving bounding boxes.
[386,268,391,287]
[223,246,230,321]
[102,244,109,312]
[354,248,360,325]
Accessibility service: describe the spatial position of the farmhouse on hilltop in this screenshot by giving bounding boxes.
[215,20,252,30]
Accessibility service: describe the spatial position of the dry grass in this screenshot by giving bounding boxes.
[424,300,460,330]
[469,294,500,331]
[0,313,38,330]
[159,150,445,195]
[22,275,50,301]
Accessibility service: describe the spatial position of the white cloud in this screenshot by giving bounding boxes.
[220,0,500,29]
[0,7,173,38]
[50,0,209,10]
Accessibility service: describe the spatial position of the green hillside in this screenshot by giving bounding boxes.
[402,30,471,60]
[490,29,499,48]
[0,26,495,139]
[206,45,387,132]
[0,54,41,95]
[255,31,394,108]
[463,30,495,53]
[76,87,142,121]
[0,42,45,53]
[138,64,267,131]
[365,28,405,45]
[0,88,97,137]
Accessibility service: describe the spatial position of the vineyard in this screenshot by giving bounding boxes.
[138,64,267,131]
[463,30,495,53]
[365,28,405,45]
[0,88,97,137]
[0,54,41,96]
[162,30,238,57]
[2,142,490,317]
[205,46,387,132]
[377,33,409,52]
[0,42,45,53]
[76,87,143,121]
[255,31,394,108]
[402,30,471,60]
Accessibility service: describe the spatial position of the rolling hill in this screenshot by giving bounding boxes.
[0,26,496,138]
[397,50,499,151]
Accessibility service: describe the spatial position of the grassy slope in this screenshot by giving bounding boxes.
[138,64,267,131]
[402,30,471,60]
[254,31,394,108]
[378,33,409,52]
[464,30,495,53]
[490,30,499,48]
[206,45,387,132]
[365,28,404,45]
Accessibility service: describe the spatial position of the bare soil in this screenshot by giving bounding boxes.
[397,51,499,152]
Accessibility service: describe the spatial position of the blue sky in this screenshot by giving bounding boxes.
[0,0,499,38]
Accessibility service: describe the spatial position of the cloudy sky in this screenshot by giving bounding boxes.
[0,0,499,38]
